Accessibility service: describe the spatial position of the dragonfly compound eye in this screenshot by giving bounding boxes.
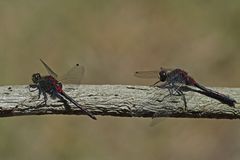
[32,73,41,83]
[159,71,167,82]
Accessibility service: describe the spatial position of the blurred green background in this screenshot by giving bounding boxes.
[0,0,240,160]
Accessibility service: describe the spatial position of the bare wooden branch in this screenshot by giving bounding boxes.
[0,85,239,119]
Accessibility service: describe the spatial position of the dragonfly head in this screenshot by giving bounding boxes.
[32,73,42,84]
[159,70,167,82]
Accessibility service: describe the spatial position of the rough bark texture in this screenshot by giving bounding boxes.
[0,85,239,119]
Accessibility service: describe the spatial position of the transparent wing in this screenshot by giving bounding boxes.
[40,59,58,79]
[134,70,160,79]
[59,64,85,84]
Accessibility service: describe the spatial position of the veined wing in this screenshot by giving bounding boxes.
[40,59,85,84]
[134,70,160,79]
[59,64,85,84]
[40,59,58,79]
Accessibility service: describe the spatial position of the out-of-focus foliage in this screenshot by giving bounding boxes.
[0,1,239,160]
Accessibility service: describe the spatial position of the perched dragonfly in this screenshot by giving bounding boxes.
[29,59,96,120]
[135,68,236,108]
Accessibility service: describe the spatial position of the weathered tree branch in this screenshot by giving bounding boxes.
[0,85,239,119]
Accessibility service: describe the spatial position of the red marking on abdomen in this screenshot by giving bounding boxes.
[56,86,63,93]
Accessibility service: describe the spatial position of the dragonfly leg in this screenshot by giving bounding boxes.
[157,93,171,103]
[41,91,48,105]
[151,80,161,87]
[156,83,176,102]
[169,83,188,110]
[50,91,57,100]
[38,87,42,99]
[35,90,48,106]
[157,82,187,110]
[156,83,171,102]
[176,90,187,110]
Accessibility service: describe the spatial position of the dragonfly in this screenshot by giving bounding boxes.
[135,67,236,108]
[29,59,97,120]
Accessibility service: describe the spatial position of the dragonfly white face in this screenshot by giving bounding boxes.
[32,73,42,84]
